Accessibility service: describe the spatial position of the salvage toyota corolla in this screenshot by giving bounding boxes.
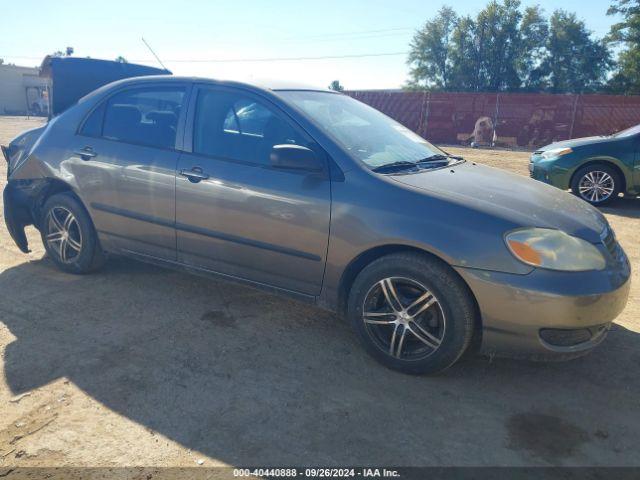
[2,76,631,374]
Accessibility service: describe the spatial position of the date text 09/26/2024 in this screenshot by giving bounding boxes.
[233,468,400,478]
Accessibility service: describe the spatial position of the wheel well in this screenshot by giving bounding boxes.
[571,160,627,193]
[32,179,78,225]
[337,244,483,351]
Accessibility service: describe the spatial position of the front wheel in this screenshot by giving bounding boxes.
[347,252,476,375]
[40,192,106,274]
[571,164,621,206]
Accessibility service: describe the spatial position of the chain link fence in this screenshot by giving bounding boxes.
[346,90,640,150]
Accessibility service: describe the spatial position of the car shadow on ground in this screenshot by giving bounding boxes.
[1,257,639,466]
[601,197,640,219]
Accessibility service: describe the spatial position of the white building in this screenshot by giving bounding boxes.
[0,64,49,116]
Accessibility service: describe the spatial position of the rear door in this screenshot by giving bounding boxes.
[69,83,189,260]
[175,85,331,295]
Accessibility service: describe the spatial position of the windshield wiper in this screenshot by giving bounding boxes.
[417,153,463,163]
[371,161,419,173]
[372,154,464,174]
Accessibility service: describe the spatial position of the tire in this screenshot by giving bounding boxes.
[347,252,476,375]
[39,192,106,274]
[571,164,621,206]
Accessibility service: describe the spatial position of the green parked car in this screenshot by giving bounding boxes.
[529,124,640,205]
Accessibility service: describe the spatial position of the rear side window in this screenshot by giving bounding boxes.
[80,102,106,137]
[194,89,308,165]
[82,87,186,149]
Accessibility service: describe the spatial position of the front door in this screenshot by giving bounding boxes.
[70,84,188,260]
[175,86,331,295]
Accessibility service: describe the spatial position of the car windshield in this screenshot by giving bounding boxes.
[279,91,459,172]
[613,124,640,138]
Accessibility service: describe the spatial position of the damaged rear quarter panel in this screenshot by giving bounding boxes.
[4,125,48,176]
[4,117,83,253]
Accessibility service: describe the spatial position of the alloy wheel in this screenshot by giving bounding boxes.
[578,170,615,203]
[45,206,83,263]
[362,277,446,360]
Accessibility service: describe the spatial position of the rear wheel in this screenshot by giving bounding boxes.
[571,164,621,206]
[40,193,106,274]
[347,252,476,375]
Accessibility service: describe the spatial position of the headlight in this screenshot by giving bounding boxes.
[505,228,606,271]
[541,147,572,160]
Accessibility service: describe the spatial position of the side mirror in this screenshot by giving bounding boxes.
[270,144,323,172]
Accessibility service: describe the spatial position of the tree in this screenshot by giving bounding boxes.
[540,11,611,93]
[51,47,74,58]
[447,16,479,91]
[328,80,345,91]
[607,0,640,94]
[407,6,458,90]
[406,1,612,93]
[517,6,548,90]
[475,0,523,91]
[408,1,528,91]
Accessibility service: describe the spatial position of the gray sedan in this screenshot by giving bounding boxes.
[2,76,631,374]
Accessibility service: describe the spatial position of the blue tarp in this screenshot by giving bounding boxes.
[40,56,171,116]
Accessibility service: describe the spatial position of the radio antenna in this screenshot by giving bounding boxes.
[141,37,168,71]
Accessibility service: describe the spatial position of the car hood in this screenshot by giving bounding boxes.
[537,135,613,151]
[390,162,607,243]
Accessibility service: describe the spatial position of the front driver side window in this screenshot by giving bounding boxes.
[194,89,308,166]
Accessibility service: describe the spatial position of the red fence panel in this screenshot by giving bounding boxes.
[345,90,640,150]
[348,90,428,135]
[573,95,640,138]
[494,93,576,149]
[426,92,497,145]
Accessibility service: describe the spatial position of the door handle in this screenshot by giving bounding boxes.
[74,146,97,160]
[179,167,210,183]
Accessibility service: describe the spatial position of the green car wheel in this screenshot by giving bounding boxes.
[571,164,621,206]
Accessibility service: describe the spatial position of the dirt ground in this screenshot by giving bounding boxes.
[0,116,638,468]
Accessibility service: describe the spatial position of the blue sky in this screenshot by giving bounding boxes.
[2,0,620,89]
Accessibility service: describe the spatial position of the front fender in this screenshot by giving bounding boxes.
[566,155,633,193]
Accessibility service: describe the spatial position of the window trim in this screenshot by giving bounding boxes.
[76,82,193,152]
[184,84,327,171]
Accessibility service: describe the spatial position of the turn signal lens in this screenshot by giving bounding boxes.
[507,240,542,266]
[505,228,606,271]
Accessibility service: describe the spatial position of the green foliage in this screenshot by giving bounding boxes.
[51,47,74,58]
[328,80,345,91]
[407,1,612,93]
[541,11,611,93]
[518,6,548,89]
[607,0,640,94]
[407,6,458,90]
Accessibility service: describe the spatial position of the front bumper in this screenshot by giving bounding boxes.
[529,154,573,190]
[455,246,631,359]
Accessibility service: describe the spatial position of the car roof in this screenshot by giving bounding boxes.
[101,74,337,94]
